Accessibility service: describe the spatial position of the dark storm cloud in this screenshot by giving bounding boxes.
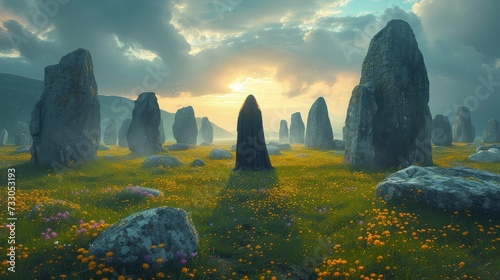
[0,0,498,132]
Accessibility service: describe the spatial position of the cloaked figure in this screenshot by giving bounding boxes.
[234,95,273,171]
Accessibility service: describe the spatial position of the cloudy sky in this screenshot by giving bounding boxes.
[0,0,499,135]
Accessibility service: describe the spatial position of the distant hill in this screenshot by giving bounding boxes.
[0,73,234,144]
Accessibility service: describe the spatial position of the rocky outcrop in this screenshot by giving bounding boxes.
[376,165,500,213]
[290,112,305,144]
[127,92,162,155]
[199,117,214,144]
[172,106,198,145]
[88,207,199,270]
[102,119,117,145]
[234,95,273,171]
[279,120,289,143]
[30,48,100,168]
[431,115,453,146]
[0,129,7,146]
[305,97,335,150]
[482,119,500,143]
[118,119,131,147]
[452,106,475,143]
[344,20,433,169]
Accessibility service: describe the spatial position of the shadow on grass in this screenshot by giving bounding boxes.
[203,170,306,277]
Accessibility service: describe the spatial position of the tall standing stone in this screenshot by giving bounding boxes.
[199,117,214,144]
[15,121,30,146]
[127,92,162,155]
[30,48,100,168]
[279,120,289,143]
[431,115,453,146]
[172,106,198,145]
[118,119,131,147]
[0,129,7,146]
[305,97,335,150]
[452,106,475,143]
[289,112,305,144]
[102,119,117,145]
[235,95,273,171]
[344,20,433,169]
[482,119,500,143]
[159,118,166,145]
[344,83,377,169]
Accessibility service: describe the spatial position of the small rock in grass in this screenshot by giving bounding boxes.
[142,155,182,168]
[208,149,232,159]
[266,145,281,155]
[191,158,205,167]
[167,143,190,151]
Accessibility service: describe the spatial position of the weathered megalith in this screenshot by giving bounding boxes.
[200,117,214,144]
[305,97,335,150]
[102,119,117,145]
[234,95,273,171]
[289,112,305,144]
[482,119,500,143]
[452,106,475,143]
[159,118,166,145]
[0,129,7,146]
[127,92,162,155]
[344,19,433,169]
[15,121,30,146]
[431,115,453,146]
[343,83,378,169]
[118,119,131,147]
[279,120,289,143]
[172,106,197,145]
[30,48,100,168]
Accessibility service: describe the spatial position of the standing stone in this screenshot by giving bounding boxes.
[344,20,433,169]
[127,92,162,155]
[0,129,8,146]
[344,83,377,169]
[172,106,197,145]
[200,117,214,144]
[159,118,166,145]
[30,48,100,168]
[234,95,273,171]
[102,119,117,145]
[342,126,346,141]
[452,106,475,143]
[118,119,131,147]
[482,119,500,143]
[431,115,453,146]
[279,120,289,143]
[15,121,30,146]
[305,97,335,150]
[289,112,305,144]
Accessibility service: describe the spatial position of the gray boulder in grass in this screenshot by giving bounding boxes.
[167,143,190,151]
[119,186,163,198]
[142,155,181,168]
[208,149,232,159]
[89,207,199,269]
[14,146,30,153]
[191,158,205,167]
[266,145,281,155]
[376,165,500,213]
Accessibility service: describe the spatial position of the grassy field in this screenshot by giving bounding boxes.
[0,142,499,280]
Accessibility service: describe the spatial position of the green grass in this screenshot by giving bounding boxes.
[0,142,499,280]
